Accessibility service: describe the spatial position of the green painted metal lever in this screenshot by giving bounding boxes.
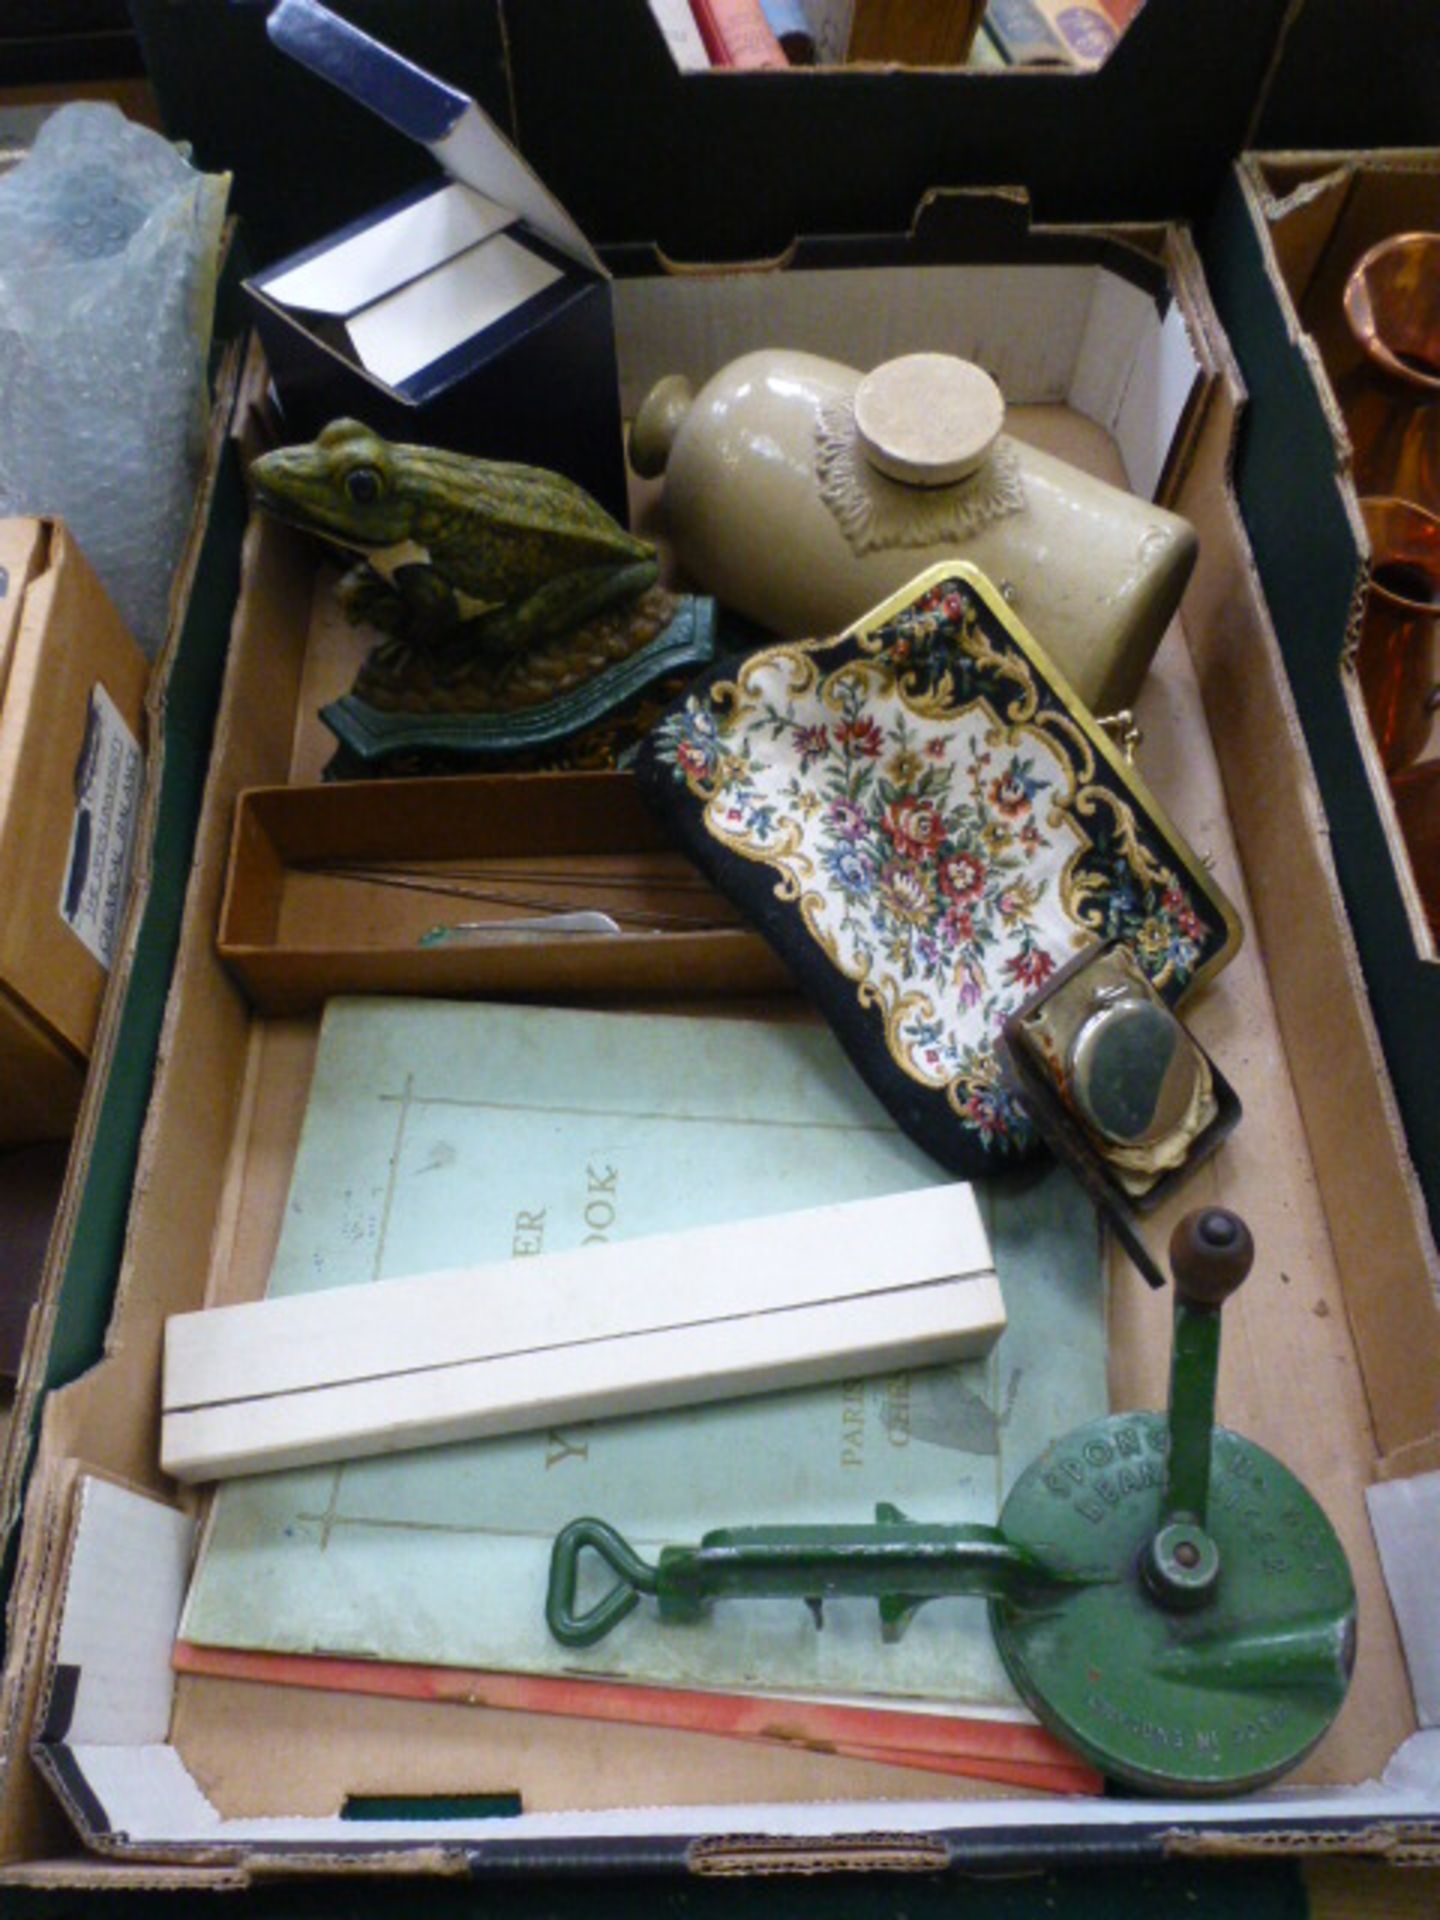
[546,1505,1076,1649]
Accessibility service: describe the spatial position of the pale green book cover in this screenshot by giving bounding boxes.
[181,999,1104,1708]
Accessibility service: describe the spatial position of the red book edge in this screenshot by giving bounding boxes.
[173,1640,1100,1796]
[688,0,788,68]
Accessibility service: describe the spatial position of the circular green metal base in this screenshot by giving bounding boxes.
[991,1412,1356,1797]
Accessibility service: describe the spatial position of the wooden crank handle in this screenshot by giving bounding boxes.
[1169,1207,1254,1311]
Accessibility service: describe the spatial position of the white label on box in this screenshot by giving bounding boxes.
[260,181,515,317]
[346,231,564,388]
[59,683,144,971]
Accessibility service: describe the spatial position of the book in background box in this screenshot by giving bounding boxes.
[967,22,1009,66]
[1030,0,1118,67]
[846,0,985,65]
[689,0,787,66]
[648,0,712,68]
[982,0,1072,66]
[760,0,817,61]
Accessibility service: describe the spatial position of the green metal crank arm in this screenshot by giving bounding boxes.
[546,1504,1089,1650]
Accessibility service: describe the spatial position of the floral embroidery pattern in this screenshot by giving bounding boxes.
[644,573,1233,1164]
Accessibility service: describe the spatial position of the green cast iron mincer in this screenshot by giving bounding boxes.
[545,1207,1356,1796]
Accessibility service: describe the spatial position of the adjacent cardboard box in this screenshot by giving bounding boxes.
[1201,151,1440,1314]
[648,0,985,69]
[244,0,629,525]
[2,208,1438,1879]
[499,0,1294,258]
[0,520,148,1147]
[129,0,1294,270]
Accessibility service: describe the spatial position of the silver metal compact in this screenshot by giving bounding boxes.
[997,940,1241,1286]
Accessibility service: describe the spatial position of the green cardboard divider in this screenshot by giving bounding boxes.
[0,354,249,1659]
[41,444,248,1392]
[340,1794,523,1823]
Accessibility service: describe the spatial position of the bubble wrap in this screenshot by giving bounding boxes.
[0,104,230,655]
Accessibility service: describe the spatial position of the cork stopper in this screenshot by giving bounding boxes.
[853,354,1005,488]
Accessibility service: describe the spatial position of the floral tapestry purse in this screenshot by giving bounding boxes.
[633,563,1243,1178]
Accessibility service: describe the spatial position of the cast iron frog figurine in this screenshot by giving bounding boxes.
[247,420,716,777]
[251,419,660,668]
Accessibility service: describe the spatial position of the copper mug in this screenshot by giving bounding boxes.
[1357,497,1440,773]
[1341,233,1440,517]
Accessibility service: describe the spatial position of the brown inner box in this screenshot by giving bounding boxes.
[4,246,1438,1854]
[1261,153,1440,376]
[218,772,786,1015]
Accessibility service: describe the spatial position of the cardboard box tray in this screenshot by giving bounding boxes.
[2,212,1438,1880]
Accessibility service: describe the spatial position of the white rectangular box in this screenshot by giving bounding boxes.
[161,1186,1002,1480]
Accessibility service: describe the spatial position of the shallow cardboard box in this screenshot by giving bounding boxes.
[0,520,149,1148]
[1202,150,1440,1321]
[2,206,1439,1881]
[216,772,785,1015]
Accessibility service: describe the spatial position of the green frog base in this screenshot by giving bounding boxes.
[320,588,717,779]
